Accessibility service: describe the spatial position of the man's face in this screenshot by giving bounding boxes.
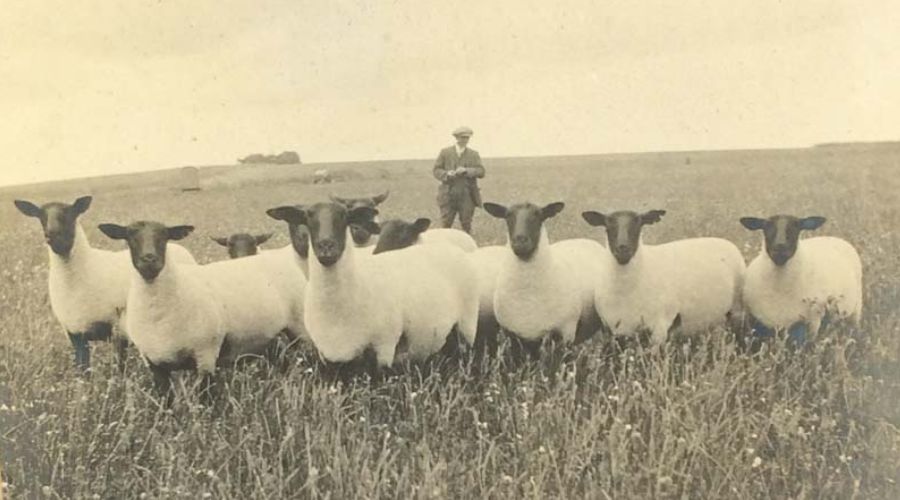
[455,135,470,147]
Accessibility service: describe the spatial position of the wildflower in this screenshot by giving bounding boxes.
[752,457,762,468]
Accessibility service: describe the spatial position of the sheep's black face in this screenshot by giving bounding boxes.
[330,192,389,246]
[582,209,666,265]
[213,233,271,259]
[98,221,194,282]
[484,201,565,261]
[372,218,430,254]
[740,215,826,266]
[307,204,345,267]
[304,203,380,268]
[14,196,92,258]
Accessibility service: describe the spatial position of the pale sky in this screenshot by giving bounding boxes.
[1,0,897,186]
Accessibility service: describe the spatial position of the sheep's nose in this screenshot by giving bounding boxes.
[318,240,337,253]
[616,244,629,253]
[512,235,529,246]
[140,254,159,264]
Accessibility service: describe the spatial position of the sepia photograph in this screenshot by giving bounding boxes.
[0,1,898,498]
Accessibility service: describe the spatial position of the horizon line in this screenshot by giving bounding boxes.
[3,139,898,190]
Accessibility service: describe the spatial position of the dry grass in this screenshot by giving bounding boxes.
[1,147,899,498]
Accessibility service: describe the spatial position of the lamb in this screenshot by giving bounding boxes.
[99,219,307,395]
[330,191,389,249]
[270,202,478,373]
[372,218,478,254]
[581,209,746,345]
[739,214,862,344]
[13,196,196,373]
[483,201,605,357]
[211,233,273,258]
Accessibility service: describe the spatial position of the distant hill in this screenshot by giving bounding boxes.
[814,140,900,149]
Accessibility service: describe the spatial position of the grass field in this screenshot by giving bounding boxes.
[1,146,899,498]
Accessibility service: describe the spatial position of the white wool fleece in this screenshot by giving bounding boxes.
[493,228,606,343]
[595,237,745,344]
[743,236,862,333]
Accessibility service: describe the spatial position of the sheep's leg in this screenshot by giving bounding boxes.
[506,332,542,365]
[114,336,129,374]
[361,346,385,385]
[473,315,500,364]
[560,319,578,345]
[147,362,173,407]
[574,309,602,344]
[197,372,217,405]
[68,332,91,376]
[648,321,670,347]
[195,351,220,404]
[787,322,809,350]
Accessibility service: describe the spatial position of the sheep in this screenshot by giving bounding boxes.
[270,202,478,374]
[372,218,478,254]
[739,214,862,344]
[99,219,308,395]
[483,201,605,358]
[97,221,223,398]
[581,209,746,346]
[330,191,389,249]
[13,196,197,374]
[369,219,502,359]
[211,233,273,258]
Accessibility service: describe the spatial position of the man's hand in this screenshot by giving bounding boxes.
[453,167,467,176]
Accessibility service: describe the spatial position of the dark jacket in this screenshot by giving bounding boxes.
[433,146,485,207]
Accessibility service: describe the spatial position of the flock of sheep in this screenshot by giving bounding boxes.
[13,191,863,400]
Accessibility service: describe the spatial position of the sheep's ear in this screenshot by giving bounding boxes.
[798,216,826,231]
[72,196,92,215]
[541,202,565,219]
[211,237,229,247]
[641,210,666,225]
[483,202,508,218]
[581,211,607,227]
[739,217,767,231]
[411,218,431,234]
[255,233,273,245]
[98,223,129,240]
[166,225,194,241]
[13,200,43,218]
[266,206,307,225]
[372,190,389,205]
[348,207,380,235]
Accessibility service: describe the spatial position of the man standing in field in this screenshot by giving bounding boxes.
[433,126,485,234]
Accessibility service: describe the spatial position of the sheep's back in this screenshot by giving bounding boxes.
[420,229,478,253]
[196,257,291,352]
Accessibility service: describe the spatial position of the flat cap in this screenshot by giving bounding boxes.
[452,126,473,137]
